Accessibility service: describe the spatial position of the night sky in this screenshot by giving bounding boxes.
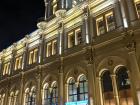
[0,0,44,51]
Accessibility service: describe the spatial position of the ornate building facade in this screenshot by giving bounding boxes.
[0,0,140,105]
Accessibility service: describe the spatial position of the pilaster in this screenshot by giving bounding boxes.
[36,67,42,105]
[111,74,120,105]
[19,73,24,105]
[96,77,104,105]
[125,0,139,26]
[85,47,96,105]
[58,57,64,105]
[119,0,129,28]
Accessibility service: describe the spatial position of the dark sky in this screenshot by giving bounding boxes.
[0,0,44,51]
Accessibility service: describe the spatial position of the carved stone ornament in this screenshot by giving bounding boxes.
[123,29,136,51]
[85,48,94,64]
[108,59,114,66]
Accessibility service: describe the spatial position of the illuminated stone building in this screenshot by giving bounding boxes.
[0,0,140,105]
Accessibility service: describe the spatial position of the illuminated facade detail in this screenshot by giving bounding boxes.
[3,62,10,75]
[52,0,58,15]
[28,48,38,65]
[0,0,140,105]
[42,84,50,105]
[68,27,82,48]
[135,0,140,18]
[14,56,22,70]
[96,11,115,36]
[67,75,88,103]
[46,39,57,57]
[8,91,19,105]
[0,94,5,105]
[24,87,36,105]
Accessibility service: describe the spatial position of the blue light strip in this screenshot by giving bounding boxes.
[66,100,88,105]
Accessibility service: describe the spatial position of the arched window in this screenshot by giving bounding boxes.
[8,92,14,105]
[68,78,77,102]
[25,87,36,105]
[25,89,30,105]
[79,75,88,101]
[101,71,115,105]
[67,75,88,103]
[0,94,5,105]
[43,84,51,105]
[116,67,133,105]
[51,82,58,105]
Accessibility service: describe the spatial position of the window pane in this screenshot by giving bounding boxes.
[96,18,105,36]
[106,12,115,32]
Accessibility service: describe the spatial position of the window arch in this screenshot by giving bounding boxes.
[24,87,36,105]
[68,78,77,102]
[116,67,133,105]
[79,75,88,101]
[67,75,88,103]
[8,92,14,105]
[0,94,5,105]
[101,71,115,105]
[43,84,51,105]
[51,82,58,105]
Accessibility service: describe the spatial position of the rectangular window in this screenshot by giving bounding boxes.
[96,17,105,36]
[46,39,57,57]
[52,40,57,55]
[15,56,22,70]
[33,49,38,63]
[75,28,82,45]
[28,48,38,65]
[29,51,34,65]
[68,32,75,48]
[47,43,52,57]
[3,62,10,75]
[105,12,115,32]
[96,11,116,36]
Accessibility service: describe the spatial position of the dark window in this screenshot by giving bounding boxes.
[101,71,115,105]
[116,67,133,105]
[51,83,58,105]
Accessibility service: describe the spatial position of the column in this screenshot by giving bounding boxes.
[38,34,45,64]
[58,61,64,105]
[59,72,64,105]
[111,74,120,105]
[128,50,140,105]
[119,0,129,28]
[127,71,139,105]
[10,44,17,75]
[87,63,95,105]
[4,86,9,105]
[22,36,29,70]
[58,24,64,55]
[84,14,90,44]
[19,73,24,105]
[96,77,104,105]
[126,0,138,25]
[36,72,42,105]
[82,5,91,44]
[114,1,124,29]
